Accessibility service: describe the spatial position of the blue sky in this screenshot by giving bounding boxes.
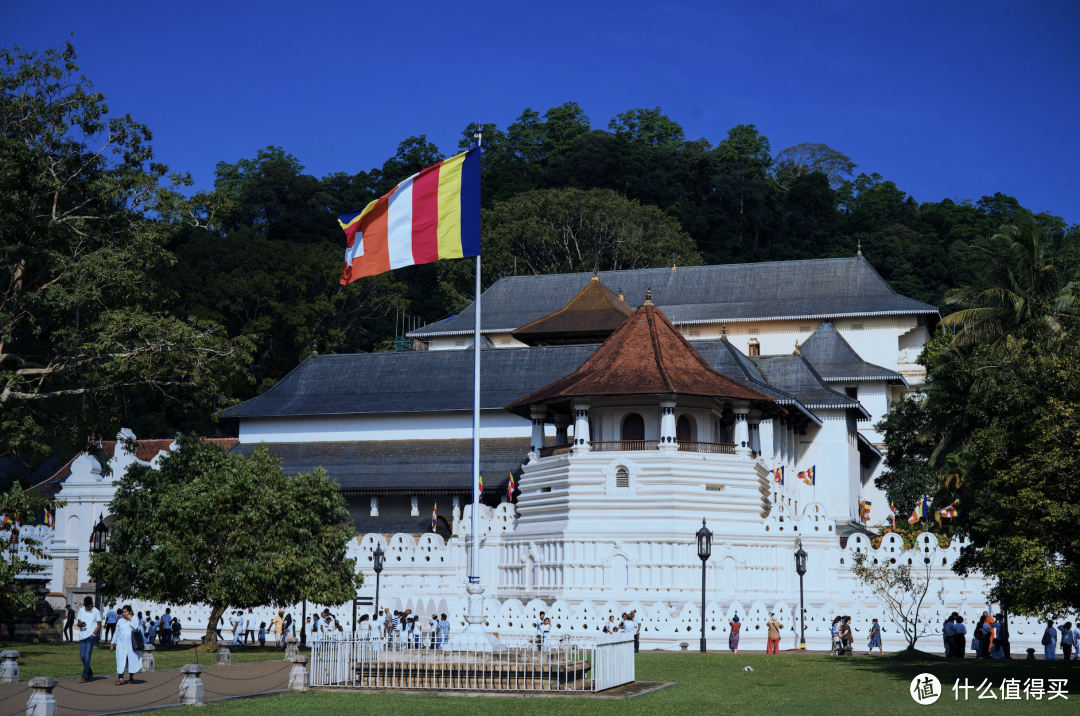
[3,0,1077,222]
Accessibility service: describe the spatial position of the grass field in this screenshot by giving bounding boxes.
[0,641,292,681]
[198,650,1076,716]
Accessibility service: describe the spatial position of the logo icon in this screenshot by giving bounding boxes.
[910,673,941,705]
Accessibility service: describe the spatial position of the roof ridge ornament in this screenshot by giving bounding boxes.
[644,287,653,306]
[794,339,800,356]
[857,240,862,257]
[618,287,624,301]
[592,268,598,281]
[721,324,727,339]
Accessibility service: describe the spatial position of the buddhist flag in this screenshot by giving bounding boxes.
[908,495,932,524]
[478,474,483,497]
[773,466,785,485]
[885,503,896,527]
[431,503,438,533]
[806,466,816,486]
[507,473,515,502]
[859,499,871,522]
[339,148,481,283]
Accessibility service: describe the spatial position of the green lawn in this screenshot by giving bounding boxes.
[199,651,1076,716]
[0,641,295,681]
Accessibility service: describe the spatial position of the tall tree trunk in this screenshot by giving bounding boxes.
[204,603,227,646]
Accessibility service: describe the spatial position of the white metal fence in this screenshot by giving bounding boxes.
[309,631,634,692]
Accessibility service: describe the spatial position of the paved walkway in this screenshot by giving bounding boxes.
[0,659,291,716]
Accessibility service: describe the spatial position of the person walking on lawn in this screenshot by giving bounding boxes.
[109,605,142,685]
[766,613,782,654]
[246,609,256,644]
[865,618,883,655]
[271,610,285,647]
[76,596,102,683]
[104,605,118,641]
[839,617,853,655]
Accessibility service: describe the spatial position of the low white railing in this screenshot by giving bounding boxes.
[309,632,634,692]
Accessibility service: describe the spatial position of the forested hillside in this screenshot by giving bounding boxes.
[4,45,1078,472]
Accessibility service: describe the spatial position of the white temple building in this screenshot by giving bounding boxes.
[31,257,1068,650]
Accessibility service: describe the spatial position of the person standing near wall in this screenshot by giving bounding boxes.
[104,605,117,642]
[628,610,640,653]
[1043,620,1058,660]
[270,610,285,647]
[952,616,967,658]
[75,596,101,683]
[160,608,172,645]
[865,619,883,656]
[64,604,75,643]
[729,615,741,655]
[766,613,782,654]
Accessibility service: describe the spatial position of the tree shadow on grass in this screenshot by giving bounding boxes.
[844,649,1075,689]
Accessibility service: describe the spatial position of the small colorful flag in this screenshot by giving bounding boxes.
[431,503,438,533]
[908,495,932,524]
[806,465,816,486]
[507,473,515,502]
[938,499,960,519]
[478,474,483,497]
[859,499,872,521]
[773,466,785,485]
[885,503,896,527]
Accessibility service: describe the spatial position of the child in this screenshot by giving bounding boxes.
[172,618,182,644]
[258,622,266,646]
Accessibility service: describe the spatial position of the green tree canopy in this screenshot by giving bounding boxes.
[0,43,251,474]
[89,437,361,643]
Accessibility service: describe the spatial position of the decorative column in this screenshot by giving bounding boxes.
[26,677,57,716]
[178,665,204,705]
[452,496,461,521]
[572,399,591,453]
[410,496,419,516]
[369,497,379,517]
[748,409,762,455]
[529,405,547,455]
[659,397,678,451]
[553,415,572,446]
[731,401,751,455]
[0,651,18,683]
[288,655,310,691]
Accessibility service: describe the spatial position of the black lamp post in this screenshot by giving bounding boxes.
[89,513,109,610]
[794,538,807,649]
[372,545,385,620]
[696,518,712,653]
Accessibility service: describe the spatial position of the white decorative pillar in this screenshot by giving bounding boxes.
[731,401,751,455]
[369,497,379,517]
[453,496,461,521]
[529,405,546,455]
[748,410,761,455]
[553,415,572,446]
[659,397,678,451]
[572,399,591,453]
[410,496,419,517]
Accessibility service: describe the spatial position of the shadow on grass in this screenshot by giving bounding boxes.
[843,648,1075,689]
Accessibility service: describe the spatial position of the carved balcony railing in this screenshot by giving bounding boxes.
[676,441,737,454]
[538,445,573,458]
[587,440,661,452]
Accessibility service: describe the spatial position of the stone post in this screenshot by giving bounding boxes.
[659,398,678,451]
[26,676,57,716]
[142,644,155,673]
[0,650,19,684]
[288,655,309,691]
[285,635,299,659]
[529,405,547,455]
[178,665,204,705]
[571,399,591,453]
[731,402,751,455]
[216,646,231,666]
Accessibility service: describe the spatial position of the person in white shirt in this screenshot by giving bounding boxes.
[109,605,142,685]
[627,610,641,653]
[76,596,102,682]
[104,606,118,641]
[232,611,243,645]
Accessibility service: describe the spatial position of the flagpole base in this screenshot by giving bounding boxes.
[449,584,504,651]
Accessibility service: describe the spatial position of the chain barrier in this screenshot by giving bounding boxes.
[201,664,290,681]
[0,687,29,705]
[54,675,181,697]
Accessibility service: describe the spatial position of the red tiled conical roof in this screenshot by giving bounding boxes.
[507,302,774,411]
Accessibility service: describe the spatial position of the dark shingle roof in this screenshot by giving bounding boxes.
[512,275,633,345]
[695,339,821,425]
[228,438,528,494]
[797,321,908,385]
[221,345,598,418]
[750,354,870,418]
[410,257,939,338]
[350,515,452,540]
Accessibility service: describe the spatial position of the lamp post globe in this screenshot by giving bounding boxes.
[696,519,712,653]
[794,538,807,649]
[372,545,385,619]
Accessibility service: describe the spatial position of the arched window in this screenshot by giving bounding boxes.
[621,413,645,441]
[676,414,696,442]
[615,466,629,488]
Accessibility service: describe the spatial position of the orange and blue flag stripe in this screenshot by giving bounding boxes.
[339,148,481,283]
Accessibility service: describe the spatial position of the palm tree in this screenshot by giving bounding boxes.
[941,222,1076,349]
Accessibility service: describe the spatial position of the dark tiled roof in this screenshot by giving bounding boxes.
[797,321,908,385]
[350,515,452,540]
[695,339,821,425]
[506,303,777,415]
[228,438,528,494]
[410,257,939,337]
[512,276,633,345]
[29,438,238,500]
[750,354,870,418]
[221,345,599,419]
